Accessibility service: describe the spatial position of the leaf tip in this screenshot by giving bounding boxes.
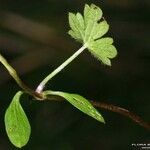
[16,143,24,148]
[107,61,112,66]
[90,3,98,8]
[84,3,90,8]
[102,59,111,66]
[101,116,105,124]
[68,12,73,19]
[94,111,105,123]
[68,12,72,16]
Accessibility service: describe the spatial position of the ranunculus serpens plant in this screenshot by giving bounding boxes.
[0,4,117,148]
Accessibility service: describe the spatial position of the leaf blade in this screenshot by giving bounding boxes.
[68,4,117,66]
[84,4,103,42]
[93,20,109,40]
[44,91,105,123]
[68,12,83,42]
[88,38,117,66]
[4,91,31,148]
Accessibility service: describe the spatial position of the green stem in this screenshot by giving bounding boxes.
[36,44,87,93]
[0,53,43,99]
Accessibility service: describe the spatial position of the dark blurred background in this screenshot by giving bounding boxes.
[0,0,149,149]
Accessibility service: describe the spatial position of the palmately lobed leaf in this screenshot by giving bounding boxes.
[68,4,117,66]
[4,91,31,148]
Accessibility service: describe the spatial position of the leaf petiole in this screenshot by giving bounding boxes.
[36,44,87,93]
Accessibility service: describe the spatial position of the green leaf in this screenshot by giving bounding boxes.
[44,91,105,123]
[88,38,117,66]
[68,12,84,42]
[84,4,103,42]
[68,4,117,66]
[4,91,31,148]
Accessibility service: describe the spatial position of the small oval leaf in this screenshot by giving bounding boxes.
[4,91,31,148]
[44,90,105,123]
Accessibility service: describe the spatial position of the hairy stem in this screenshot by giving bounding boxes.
[45,95,150,130]
[36,44,87,93]
[91,101,150,131]
[0,53,43,99]
[1,53,149,130]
